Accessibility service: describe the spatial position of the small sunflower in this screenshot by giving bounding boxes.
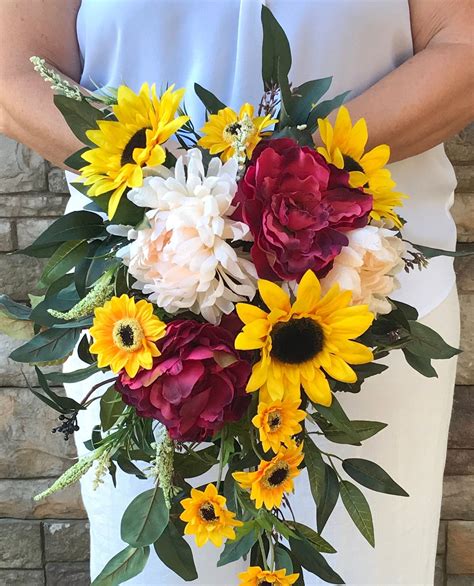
[235,270,374,407]
[179,483,243,547]
[239,566,300,586]
[198,103,277,162]
[317,106,406,227]
[89,294,166,377]
[81,83,189,218]
[252,399,306,454]
[233,442,303,510]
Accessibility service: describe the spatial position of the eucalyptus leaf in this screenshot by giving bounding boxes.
[120,486,169,547]
[342,458,408,497]
[194,83,226,115]
[261,4,292,88]
[45,364,100,385]
[91,545,149,586]
[323,420,387,445]
[154,520,198,582]
[287,78,332,125]
[339,480,374,547]
[307,91,350,131]
[406,320,461,359]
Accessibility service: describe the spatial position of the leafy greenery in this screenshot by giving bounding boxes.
[120,486,169,547]
[91,545,150,586]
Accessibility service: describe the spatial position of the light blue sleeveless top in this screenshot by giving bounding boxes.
[72,0,458,316]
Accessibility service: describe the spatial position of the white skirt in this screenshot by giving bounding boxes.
[64,286,460,586]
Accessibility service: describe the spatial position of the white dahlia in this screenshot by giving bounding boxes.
[121,149,257,324]
[321,225,406,315]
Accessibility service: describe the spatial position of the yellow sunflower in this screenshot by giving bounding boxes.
[198,103,277,162]
[179,483,243,547]
[317,106,406,227]
[81,83,189,218]
[235,269,374,407]
[239,566,300,586]
[89,294,166,377]
[252,399,306,453]
[233,442,303,510]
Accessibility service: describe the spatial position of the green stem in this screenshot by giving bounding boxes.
[216,441,225,492]
[249,428,265,461]
[268,532,275,571]
[257,532,269,571]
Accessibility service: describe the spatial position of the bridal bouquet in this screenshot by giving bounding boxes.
[2,7,461,585]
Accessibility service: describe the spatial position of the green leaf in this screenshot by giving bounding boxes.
[120,487,169,547]
[308,91,350,131]
[19,211,105,257]
[315,395,360,442]
[388,298,419,321]
[194,83,226,115]
[408,241,474,259]
[64,147,89,171]
[0,295,31,320]
[261,4,292,89]
[339,480,374,546]
[402,348,438,378]
[54,94,105,147]
[100,385,125,432]
[154,520,198,582]
[217,523,258,567]
[91,545,149,586]
[342,458,408,497]
[303,436,326,508]
[406,321,461,360]
[287,78,332,125]
[289,536,344,584]
[289,521,336,554]
[9,327,80,364]
[274,545,293,574]
[45,364,100,384]
[174,446,219,479]
[323,420,388,445]
[38,239,89,288]
[317,464,340,533]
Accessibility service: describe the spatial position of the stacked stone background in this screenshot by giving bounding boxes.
[0,127,472,585]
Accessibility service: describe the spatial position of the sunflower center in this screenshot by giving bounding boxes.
[120,128,148,166]
[264,462,290,488]
[342,154,364,174]
[267,411,282,432]
[199,502,219,523]
[112,319,144,352]
[270,317,324,364]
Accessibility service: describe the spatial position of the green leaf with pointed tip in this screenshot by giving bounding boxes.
[315,395,360,442]
[39,239,89,288]
[261,4,292,88]
[317,464,340,533]
[100,385,125,432]
[289,536,344,584]
[289,521,336,554]
[339,480,375,547]
[54,94,105,147]
[64,147,89,171]
[406,321,461,360]
[91,545,149,586]
[194,83,226,115]
[304,436,326,508]
[342,458,408,497]
[308,91,351,131]
[9,327,80,364]
[217,522,258,567]
[154,520,198,582]
[274,545,294,574]
[120,486,169,547]
[402,348,438,378]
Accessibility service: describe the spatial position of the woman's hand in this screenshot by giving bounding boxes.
[0,0,84,167]
[313,0,474,163]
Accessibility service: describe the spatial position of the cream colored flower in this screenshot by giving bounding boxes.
[121,149,257,323]
[321,226,406,315]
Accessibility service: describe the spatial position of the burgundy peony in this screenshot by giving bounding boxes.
[233,138,373,280]
[116,319,251,441]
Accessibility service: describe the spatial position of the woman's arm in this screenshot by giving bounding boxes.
[0,0,84,167]
[314,0,474,162]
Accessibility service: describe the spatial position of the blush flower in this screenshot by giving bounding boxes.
[320,225,406,315]
[121,148,257,324]
[116,319,251,441]
[233,138,372,281]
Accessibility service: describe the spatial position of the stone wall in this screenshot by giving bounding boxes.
[0,129,472,585]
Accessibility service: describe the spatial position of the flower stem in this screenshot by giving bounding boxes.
[257,532,269,571]
[216,441,225,492]
[268,532,275,571]
[81,376,117,407]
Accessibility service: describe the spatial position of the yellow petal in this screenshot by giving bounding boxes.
[236,303,268,325]
[258,279,291,314]
[292,270,321,315]
[303,368,332,406]
[360,144,390,173]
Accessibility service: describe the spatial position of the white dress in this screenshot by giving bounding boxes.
[64,1,460,584]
